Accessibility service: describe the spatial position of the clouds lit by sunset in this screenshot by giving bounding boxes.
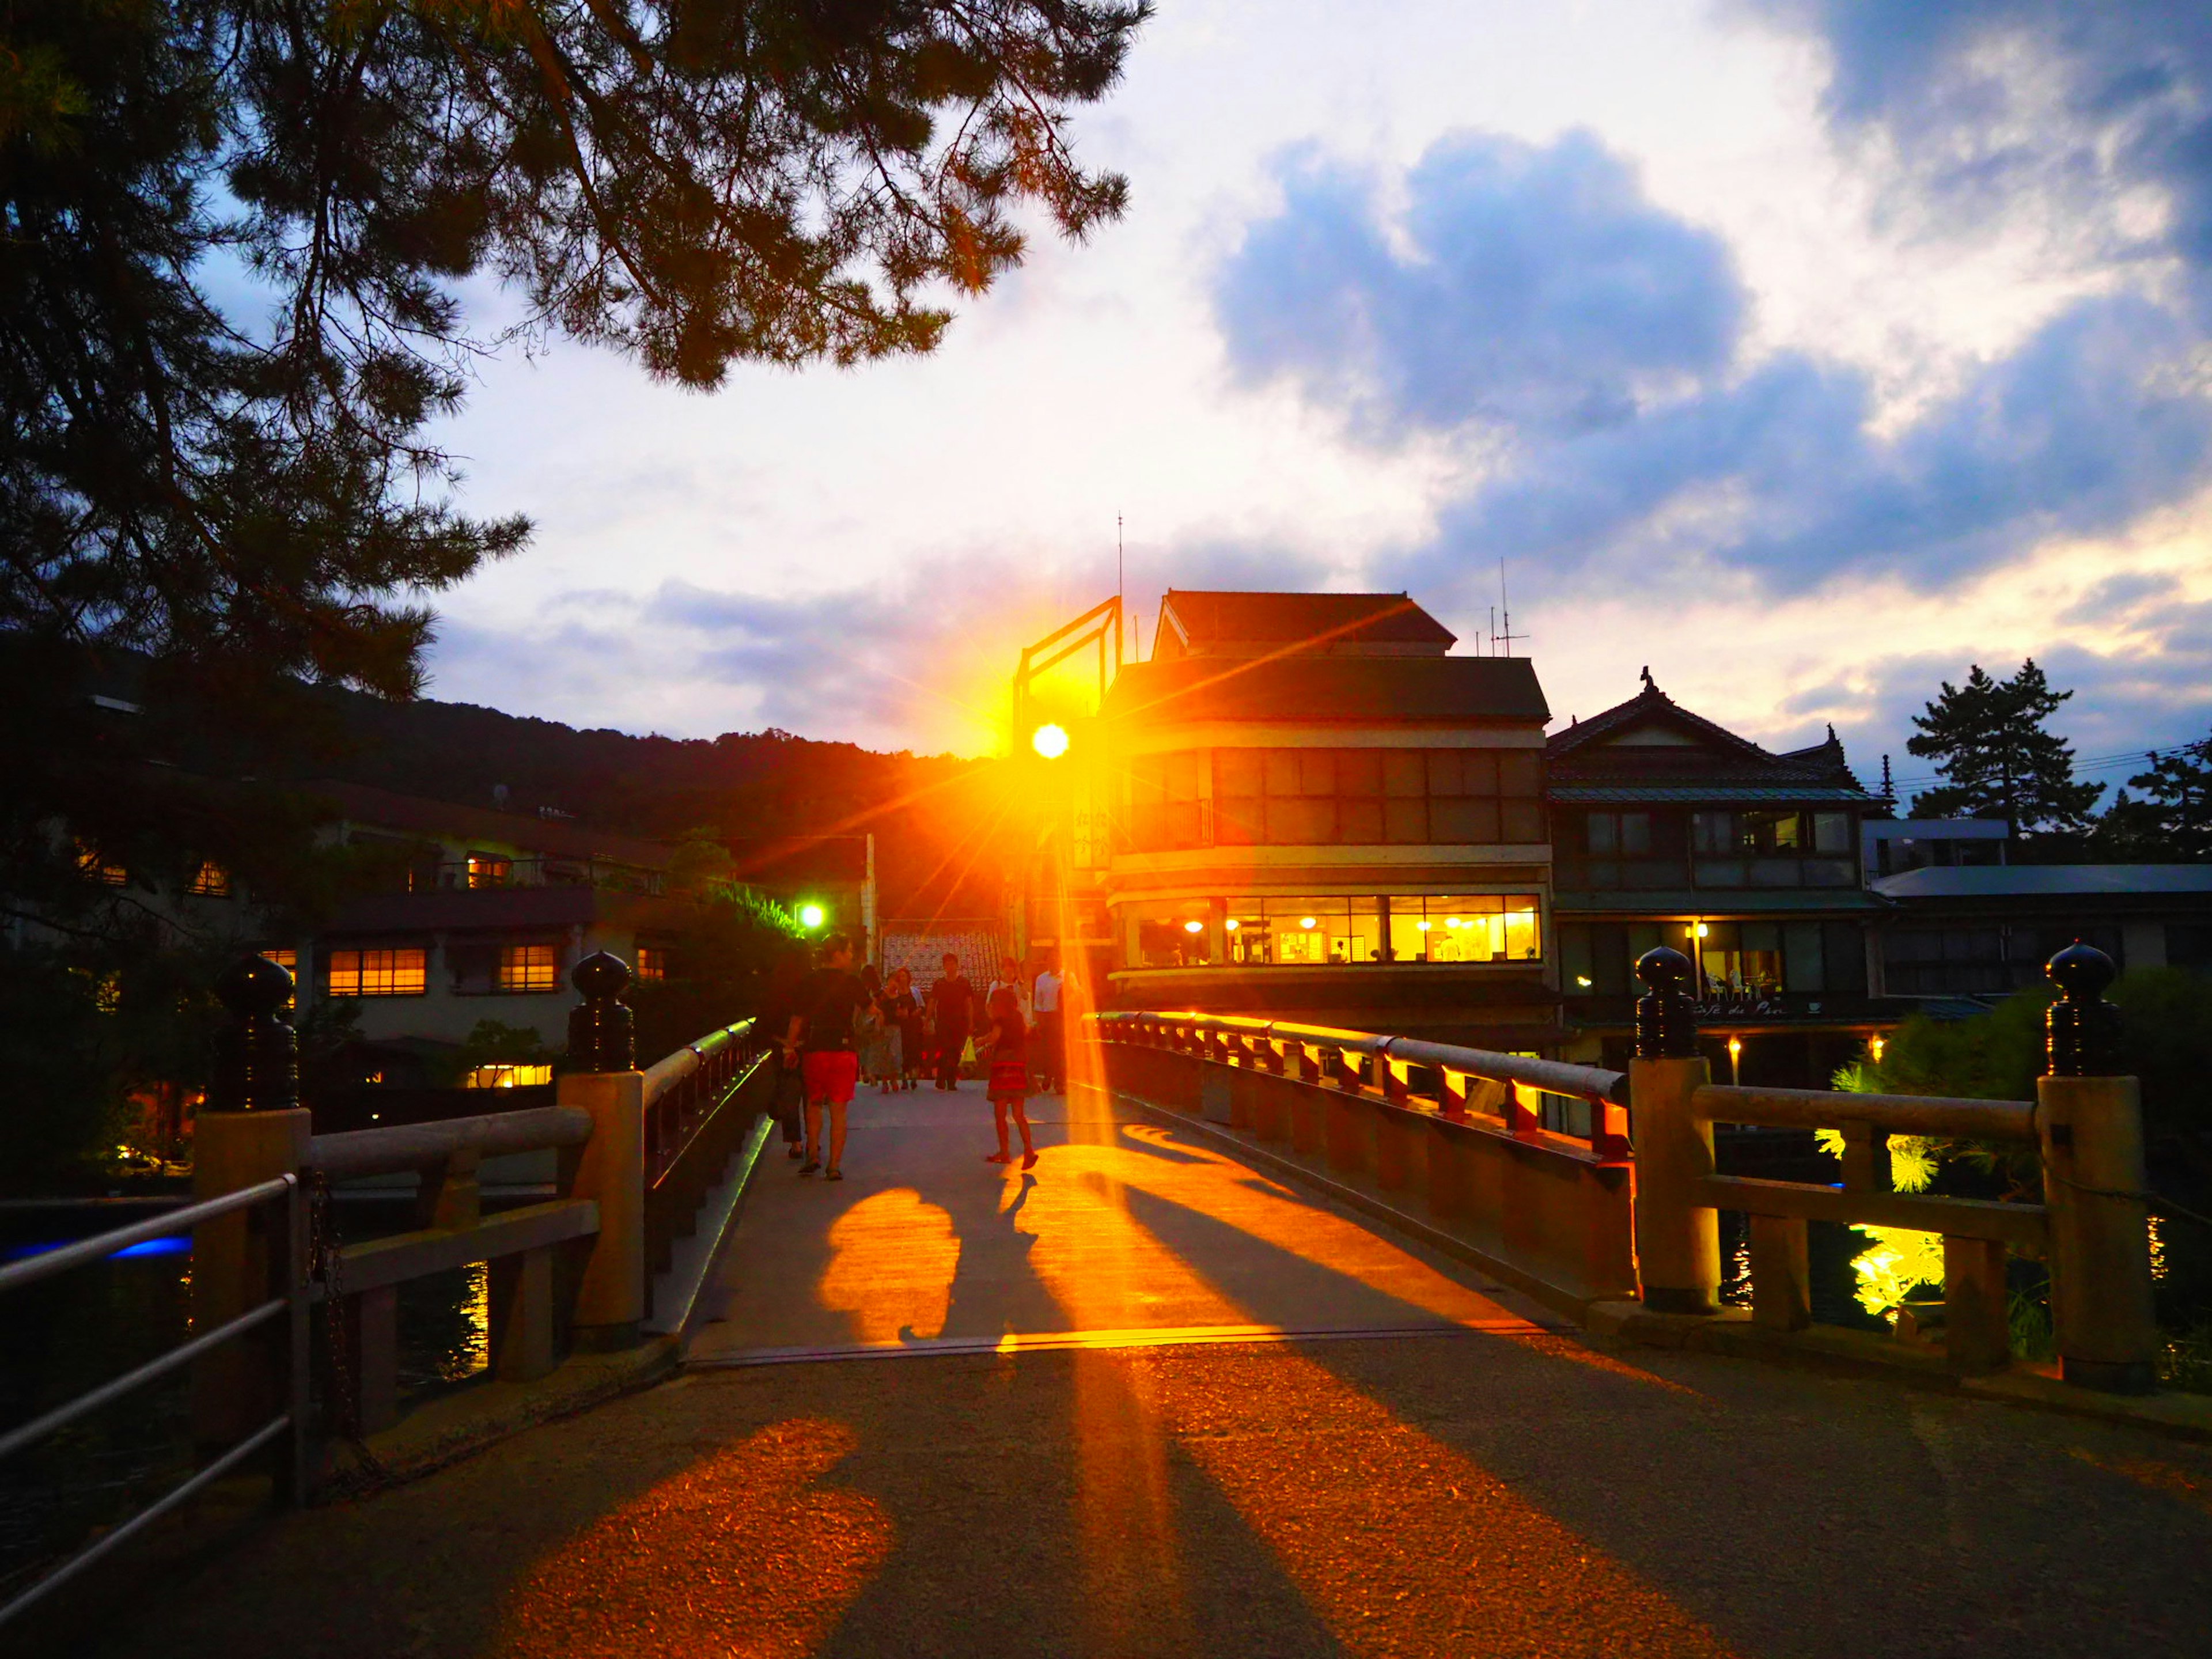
[425,1,2212,790]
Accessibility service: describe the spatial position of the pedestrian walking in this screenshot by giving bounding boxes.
[927,952,974,1090]
[855,964,896,1093]
[785,933,867,1180]
[982,984,1036,1171]
[885,966,923,1090]
[760,949,809,1158]
[1031,952,1064,1094]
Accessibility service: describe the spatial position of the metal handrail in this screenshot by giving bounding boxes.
[0,1174,305,1630]
[650,1047,770,1195]
[0,1175,293,1294]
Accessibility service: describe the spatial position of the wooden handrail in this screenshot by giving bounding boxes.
[308,1107,592,1180]
[1695,1084,2036,1141]
[642,1017,755,1103]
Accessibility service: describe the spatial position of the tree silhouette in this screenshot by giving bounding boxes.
[1907,660,2102,838]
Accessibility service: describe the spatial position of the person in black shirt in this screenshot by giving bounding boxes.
[759,950,809,1158]
[785,933,866,1179]
[927,952,974,1090]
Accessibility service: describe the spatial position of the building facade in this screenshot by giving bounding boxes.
[1096,590,1560,1047]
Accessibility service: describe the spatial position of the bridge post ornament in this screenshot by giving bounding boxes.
[1628,945,1719,1315]
[569,951,637,1074]
[1633,946,1698,1061]
[2036,942,2157,1393]
[211,952,300,1112]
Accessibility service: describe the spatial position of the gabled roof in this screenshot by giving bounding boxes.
[1156,590,1456,655]
[1104,656,1548,725]
[1547,677,1876,800]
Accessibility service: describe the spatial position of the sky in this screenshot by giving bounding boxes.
[419,0,2212,806]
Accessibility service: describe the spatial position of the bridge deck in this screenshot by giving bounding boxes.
[17,1085,2212,1659]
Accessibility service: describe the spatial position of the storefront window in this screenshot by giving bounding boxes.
[1387,896,1542,963]
[1130,900,1215,967]
[1256,897,1385,965]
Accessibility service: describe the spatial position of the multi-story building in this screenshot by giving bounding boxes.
[1095,590,1560,1048]
[1546,675,1894,1084]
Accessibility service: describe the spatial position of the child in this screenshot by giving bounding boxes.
[982,985,1036,1171]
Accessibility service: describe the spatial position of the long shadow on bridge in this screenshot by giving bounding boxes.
[13,1084,2212,1659]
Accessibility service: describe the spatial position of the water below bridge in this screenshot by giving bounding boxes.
[14,1084,2212,1659]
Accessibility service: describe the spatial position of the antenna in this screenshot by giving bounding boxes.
[1488,605,1497,657]
[1117,514,1124,660]
[1495,558,1528,656]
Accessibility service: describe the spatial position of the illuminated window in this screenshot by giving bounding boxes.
[74,839,127,886]
[467,853,513,890]
[327,948,428,997]
[259,948,297,973]
[497,943,560,992]
[464,1062,555,1089]
[635,945,668,984]
[186,860,232,898]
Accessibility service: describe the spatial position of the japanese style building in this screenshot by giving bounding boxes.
[1096,589,1561,1047]
[1546,675,1893,1084]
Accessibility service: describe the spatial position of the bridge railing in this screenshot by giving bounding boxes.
[107,950,760,1518]
[0,1175,306,1628]
[1092,1010,1640,1307]
[1094,940,2161,1396]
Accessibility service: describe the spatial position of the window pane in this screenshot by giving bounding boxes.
[498,944,560,992]
[1812,812,1852,854]
[1587,812,1618,855]
[1338,799,1384,844]
[1214,797,1262,846]
[1264,749,1302,796]
[1130,753,1166,806]
[1266,797,1335,844]
[1428,798,1501,842]
[329,947,426,997]
[1387,900,1428,963]
[1460,751,1499,797]
[1620,812,1652,855]
[1264,898,1348,965]
[1384,799,1428,843]
[1425,896,1503,962]
[1502,902,1540,962]
[1497,751,1541,796]
[1131,902,1213,967]
[1501,800,1546,843]
[1216,749,1263,798]
[1225,903,1273,964]
[1692,812,1734,854]
[1298,749,1335,797]
[1336,749,1381,796]
[1382,751,1426,798]
[1165,751,1204,802]
[1783,922,1824,992]
[1425,751,1465,797]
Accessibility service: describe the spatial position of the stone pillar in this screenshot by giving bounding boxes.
[1627,946,1718,1315]
[563,952,646,1350]
[2039,944,2158,1393]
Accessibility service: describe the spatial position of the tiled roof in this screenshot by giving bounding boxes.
[1160,590,1456,649]
[1104,656,1548,724]
[1548,785,1880,804]
[1547,680,1870,794]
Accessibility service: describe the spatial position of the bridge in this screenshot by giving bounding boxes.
[4,950,2211,1658]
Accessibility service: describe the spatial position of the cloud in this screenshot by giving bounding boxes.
[1748,2,2212,276]
[1218,132,1741,441]
[1214,128,2212,603]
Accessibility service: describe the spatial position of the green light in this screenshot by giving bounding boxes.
[799,903,826,930]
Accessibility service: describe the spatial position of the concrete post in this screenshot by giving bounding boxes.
[563,953,646,1351]
[2039,943,2157,1393]
[1628,947,1719,1315]
[192,955,312,1451]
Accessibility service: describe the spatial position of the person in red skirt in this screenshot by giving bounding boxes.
[980,984,1036,1171]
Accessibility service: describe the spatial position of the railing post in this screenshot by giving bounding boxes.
[2037,944,2158,1393]
[560,952,646,1351]
[1627,946,1719,1316]
[192,955,314,1454]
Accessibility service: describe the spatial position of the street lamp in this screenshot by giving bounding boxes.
[799,902,826,931]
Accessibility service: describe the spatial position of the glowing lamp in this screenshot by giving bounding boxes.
[1416,920,1432,932]
[1182,919,1204,934]
[1869,1034,1887,1063]
[1728,1036,1743,1060]
[1031,723,1071,759]
[1299,916,1317,930]
[1224,918,1240,931]
[799,903,826,930]
[1694,922,1710,938]
[1575,975,1593,988]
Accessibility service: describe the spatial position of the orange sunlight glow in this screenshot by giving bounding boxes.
[491,1419,892,1658]
[817,1188,960,1344]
